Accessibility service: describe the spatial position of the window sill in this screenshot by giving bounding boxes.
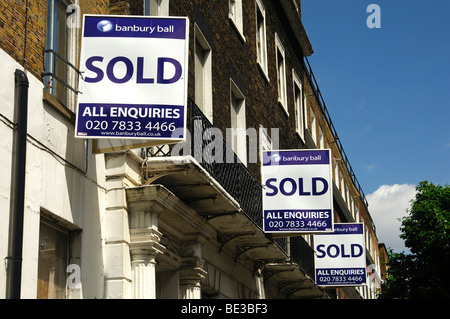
[303,128,317,149]
[257,61,270,84]
[278,99,289,117]
[295,130,306,147]
[43,90,76,125]
[229,17,246,43]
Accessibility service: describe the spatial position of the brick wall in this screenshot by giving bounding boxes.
[0,0,26,62]
[0,0,109,81]
[160,0,309,181]
[84,0,109,15]
[0,0,306,174]
[0,0,46,79]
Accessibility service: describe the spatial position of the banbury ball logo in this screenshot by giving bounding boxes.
[97,20,113,32]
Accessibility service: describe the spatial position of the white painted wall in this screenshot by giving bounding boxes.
[0,49,107,299]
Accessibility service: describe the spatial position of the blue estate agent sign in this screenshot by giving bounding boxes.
[261,149,334,234]
[75,15,189,141]
[314,223,367,287]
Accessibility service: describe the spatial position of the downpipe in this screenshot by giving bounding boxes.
[5,69,29,299]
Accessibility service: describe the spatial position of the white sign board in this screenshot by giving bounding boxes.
[314,223,367,286]
[75,15,189,144]
[261,149,333,233]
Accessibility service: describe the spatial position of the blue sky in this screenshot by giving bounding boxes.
[301,1,450,252]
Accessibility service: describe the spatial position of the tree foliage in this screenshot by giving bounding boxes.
[380,181,450,299]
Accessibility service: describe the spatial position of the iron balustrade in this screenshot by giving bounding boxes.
[42,49,82,95]
[290,236,315,279]
[144,100,334,278]
[145,99,288,254]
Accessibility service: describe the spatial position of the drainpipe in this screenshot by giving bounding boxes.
[5,69,29,299]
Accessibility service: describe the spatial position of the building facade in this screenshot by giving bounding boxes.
[0,0,382,299]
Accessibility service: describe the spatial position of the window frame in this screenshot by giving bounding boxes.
[45,0,78,111]
[259,124,272,163]
[275,33,288,114]
[37,217,70,299]
[229,0,245,41]
[310,109,317,146]
[318,126,324,149]
[37,211,82,299]
[194,24,213,123]
[255,0,268,79]
[292,70,305,142]
[229,79,247,165]
[144,0,169,16]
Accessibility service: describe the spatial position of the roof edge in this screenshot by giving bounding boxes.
[279,0,314,57]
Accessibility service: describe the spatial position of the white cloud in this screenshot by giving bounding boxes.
[366,184,417,253]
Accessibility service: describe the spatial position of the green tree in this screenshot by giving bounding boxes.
[380,181,450,299]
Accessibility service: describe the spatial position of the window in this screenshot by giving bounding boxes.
[259,125,272,153]
[45,0,78,110]
[293,71,305,141]
[310,110,317,145]
[341,176,346,198]
[275,34,287,111]
[259,124,271,163]
[318,126,324,149]
[346,186,350,204]
[350,197,355,219]
[37,218,69,299]
[230,80,247,165]
[259,126,278,164]
[365,226,369,250]
[229,0,245,40]
[144,0,169,16]
[195,25,213,123]
[334,159,339,183]
[255,0,268,77]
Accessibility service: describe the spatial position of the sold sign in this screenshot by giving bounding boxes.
[261,149,334,234]
[75,15,189,142]
[314,223,367,287]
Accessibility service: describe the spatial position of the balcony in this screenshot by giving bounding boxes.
[141,99,327,298]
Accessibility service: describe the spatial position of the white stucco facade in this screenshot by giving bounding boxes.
[1,49,106,298]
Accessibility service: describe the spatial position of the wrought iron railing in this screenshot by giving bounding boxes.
[145,100,332,275]
[146,99,265,226]
[290,236,315,279]
[145,99,289,253]
[42,49,82,95]
[304,57,368,208]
